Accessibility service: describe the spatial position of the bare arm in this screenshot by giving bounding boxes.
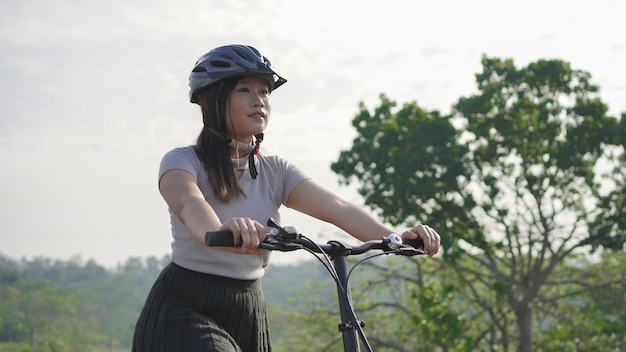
[159,169,265,254]
[286,179,440,255]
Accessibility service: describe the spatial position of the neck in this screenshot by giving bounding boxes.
[231,133,264,158]
[228,138,255,152]
[204,127,262,158]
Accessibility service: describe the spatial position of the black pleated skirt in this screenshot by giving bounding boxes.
[132,262,271,352]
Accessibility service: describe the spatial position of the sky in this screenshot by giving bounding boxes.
[1,0,624,269]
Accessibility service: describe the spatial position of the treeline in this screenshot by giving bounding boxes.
[0,252,334,352]
[270,251,626,351]
[1,249,625,351]
[0,253,169,352]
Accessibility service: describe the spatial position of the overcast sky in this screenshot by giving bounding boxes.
[1,0,624,268]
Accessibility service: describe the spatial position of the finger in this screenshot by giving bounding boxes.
[402,229,418,240]
[237,219,252,251]
[219,218,265,255]
[409,224,439,255]
[423,226,440,255]
[247,221,261,251]
[241,218,265,254]
[244,221,267,255]
[423,226,437,255]
[255,222,267,241]
[221,218,242,248]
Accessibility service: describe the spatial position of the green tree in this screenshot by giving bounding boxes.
[534,251,626,350]
[265,259,347,352]
[331,95,466,239]
[0,253,169,351]
[331,56,626,351]
[351,256,466,352]
[3,281,83,351]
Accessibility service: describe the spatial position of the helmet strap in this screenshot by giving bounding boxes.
[209,82,263,179]
[205,127,263,179]
[248,133,263,179]
[214,81,226,134]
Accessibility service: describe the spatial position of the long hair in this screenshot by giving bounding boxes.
[193,78,246,202]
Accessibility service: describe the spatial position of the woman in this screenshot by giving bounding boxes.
[132,44,441,352]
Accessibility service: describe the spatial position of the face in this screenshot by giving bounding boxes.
[225,76,272,142]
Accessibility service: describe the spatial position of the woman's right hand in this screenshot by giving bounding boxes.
[218,217,267,255]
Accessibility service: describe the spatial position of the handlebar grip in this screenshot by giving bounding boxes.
[403,238,425,250]
[205,231,238,247]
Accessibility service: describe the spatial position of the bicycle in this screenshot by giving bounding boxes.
[206,218,426,352]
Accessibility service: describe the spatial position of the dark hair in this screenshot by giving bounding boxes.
[193,78,246,202]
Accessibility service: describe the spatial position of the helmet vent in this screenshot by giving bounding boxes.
[210,60,232,68]
[188,45,287,104]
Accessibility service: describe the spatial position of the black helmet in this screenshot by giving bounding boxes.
[188,44,287,104]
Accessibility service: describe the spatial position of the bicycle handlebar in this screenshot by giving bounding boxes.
[205,218,425,257]
[206,218,425,352]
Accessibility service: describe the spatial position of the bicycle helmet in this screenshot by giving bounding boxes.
[188,44,287,104]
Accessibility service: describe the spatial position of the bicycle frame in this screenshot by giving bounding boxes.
[332,251,365,351]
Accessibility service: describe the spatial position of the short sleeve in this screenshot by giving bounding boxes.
[158,147,202,183]
[277,156,310,204]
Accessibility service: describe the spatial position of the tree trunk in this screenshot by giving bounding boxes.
[516,306,533,352]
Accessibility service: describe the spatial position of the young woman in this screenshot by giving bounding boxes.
[132,44,441,352]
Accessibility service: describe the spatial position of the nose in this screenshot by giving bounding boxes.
[253,93,265,107]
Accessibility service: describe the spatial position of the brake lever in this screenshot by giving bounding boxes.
[395,247,425,256]
[259,233,303,252]
[382,234,425,256]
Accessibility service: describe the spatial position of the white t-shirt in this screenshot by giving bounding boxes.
[158,147,310,279]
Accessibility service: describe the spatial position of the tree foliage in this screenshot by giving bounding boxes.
[0,254,169,352]
[331,97,467,241]
[331,55,626,351]
[0,249,625,351]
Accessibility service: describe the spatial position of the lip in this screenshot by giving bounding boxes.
[249,111,267,119]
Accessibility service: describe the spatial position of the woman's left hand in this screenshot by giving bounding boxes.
[402,224,440,256]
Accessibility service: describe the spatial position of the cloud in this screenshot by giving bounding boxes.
[1,0,625,267]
